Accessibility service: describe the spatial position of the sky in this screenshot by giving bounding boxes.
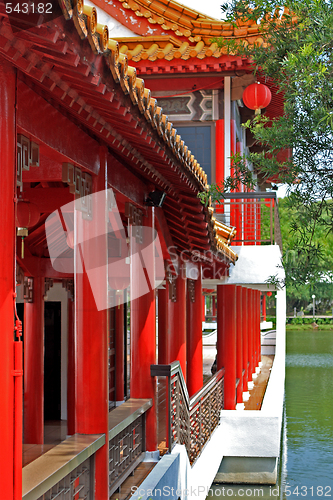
[178,0,223,19]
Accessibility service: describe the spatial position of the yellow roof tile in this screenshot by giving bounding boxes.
[99,0,270,64]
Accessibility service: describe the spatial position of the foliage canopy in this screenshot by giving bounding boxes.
[202,0,333,287]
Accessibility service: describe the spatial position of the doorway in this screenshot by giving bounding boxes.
[44,302,61,421]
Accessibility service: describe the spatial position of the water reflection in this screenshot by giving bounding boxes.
[208,330,333,500]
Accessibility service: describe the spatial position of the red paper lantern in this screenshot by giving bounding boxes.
[16,199,40,258]
[16,199,40,228]
[242,83,272,113]
[108,276,130,291]
[267,291,272,297]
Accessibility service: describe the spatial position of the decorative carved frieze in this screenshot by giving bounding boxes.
[17,135,39,190]
[62,163,93,219]
[157,90,213,122]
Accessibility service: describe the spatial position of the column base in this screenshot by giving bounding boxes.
[215,456,278,485]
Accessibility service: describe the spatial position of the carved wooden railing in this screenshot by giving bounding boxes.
[22,435,105,500]
[108,399,152,496]
[151,362,224,465]
[219,192,283,253]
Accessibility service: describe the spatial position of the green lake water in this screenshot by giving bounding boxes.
[208,330,333,499]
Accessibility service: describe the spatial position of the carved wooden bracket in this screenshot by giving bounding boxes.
[23,277,33,303]
[17,134,39,190]
[188,279,195,303]
[62,163,93,219]
[44,278,54,298]
[63,279,74,301]
[168,274,177,302]
[125,202,143,244]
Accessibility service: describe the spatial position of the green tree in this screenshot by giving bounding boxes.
[278,197,333,312]
[200,0,333,287]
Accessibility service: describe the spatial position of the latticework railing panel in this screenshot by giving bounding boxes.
[189,377,223,465]
[36,457,92,500]
[109,414,144,495]
[170,369,224,466]
[170,374,191,454]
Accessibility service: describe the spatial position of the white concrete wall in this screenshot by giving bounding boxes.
[219,287,286,458]
[131,424,225,500]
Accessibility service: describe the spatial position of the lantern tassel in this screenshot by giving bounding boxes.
[21,237,24,259]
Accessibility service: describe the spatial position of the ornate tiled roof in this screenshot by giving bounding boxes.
[55,0,237,263]
[86,0,285,63]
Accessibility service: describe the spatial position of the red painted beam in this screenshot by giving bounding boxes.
[17,255,74,279]
[22,187,74,214]
[21,151,63,183]
[17,81,100,174]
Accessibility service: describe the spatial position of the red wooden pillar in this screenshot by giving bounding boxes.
[24,276,44,444]
[186,273,203,398]
[168,273,186,380]
[236,286,243,404]
[242,287,249,392]
[217,285,237,410]
[248,289,254,381]
[254,290,258,368]
[250,290,256,379]
[130,208,157,450]
[158,281,168,365]
[257,291,261,367]
[75,147,109,500]
[115,300,125,403]
[251,289,256,375]
[67,297,75,436]
[253,289,257,370]
[0,56,16,500]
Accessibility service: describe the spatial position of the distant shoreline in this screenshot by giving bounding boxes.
[286,324,333,331]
